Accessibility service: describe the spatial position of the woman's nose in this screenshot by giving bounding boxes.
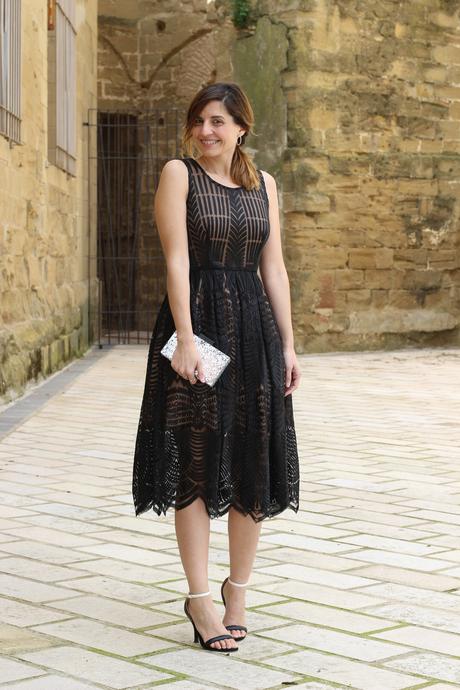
[201,122,214,136]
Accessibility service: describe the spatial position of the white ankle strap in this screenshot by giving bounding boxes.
[187,590,210,599]
[228,577,249,587]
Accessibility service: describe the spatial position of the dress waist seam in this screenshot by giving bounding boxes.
[190,267,258,273]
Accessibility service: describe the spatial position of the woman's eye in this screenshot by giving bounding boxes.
[194,120,222,125]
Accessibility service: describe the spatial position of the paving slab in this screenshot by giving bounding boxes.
[141,648,298,689]
[267,649,423,689]
[0,657,45,685]
[0,676,104,690]
[17,646,173,689]
[384,652,460,684]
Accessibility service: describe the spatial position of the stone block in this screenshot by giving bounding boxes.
[325,133,363,152]
[424,289,450,307]
[394,21,408,38]
[283,159,321,190]
[439,182,460,200]
[315,273,335,308]
[393,249,428,267]
[372,153,410,178]
[309,107,339,130]
[303,70,339,89]
[310,248,348,269]
[40,346,50,376]
[410,157,434,178]
[365,270,403,290]
[69,329,80,355]
[437,157,460,178]
[346,289,372,307]
[449,102,460,120]
[428,249,458,270]
[389,59,419,81]
[349,248,393,269]
[371,289,389,308]
[430,10,459,28]
[424,65,448,83]
[398,139,420,153]
[397,179,438,195]
[335,269,364,290]
[432,45,460,65]
[310,311,348,334]
[283,192,331,213]
[387,290,420,309]
[439,120,460,140]
[349,306,457,334]
[334,192,368,212]
[442,140,460,155]
[60,334,70,361]
[339,15,359,35]
[402,269,443,290]
[49,338,63,372]
[420,139,443,153]
[436,86,460,103]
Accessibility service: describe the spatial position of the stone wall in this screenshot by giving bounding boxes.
[233,0,460,351]
[96,0,460,353]
[0,0,98,403]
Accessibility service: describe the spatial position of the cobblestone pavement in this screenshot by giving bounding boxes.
[1,344,460,690]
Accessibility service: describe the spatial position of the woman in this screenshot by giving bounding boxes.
[132,82,301,653]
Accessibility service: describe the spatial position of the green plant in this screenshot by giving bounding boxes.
[233,0,251,28]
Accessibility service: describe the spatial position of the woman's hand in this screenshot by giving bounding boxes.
[283,346,301,396]
[171,339,206,385]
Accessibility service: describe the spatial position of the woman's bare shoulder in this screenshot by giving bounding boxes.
[162,158,188,178]
[157,159,189,195]
[260,169,277,196]
[259,169,275,183]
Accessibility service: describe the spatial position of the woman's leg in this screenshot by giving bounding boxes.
[175,497,237,650]
[223,507,263,638]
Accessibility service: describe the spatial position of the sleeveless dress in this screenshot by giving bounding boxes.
[132,156,300,522]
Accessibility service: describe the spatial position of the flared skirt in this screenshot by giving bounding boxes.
[132,268,300,522]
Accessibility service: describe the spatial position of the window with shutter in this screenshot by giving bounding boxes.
[48,0,76,175]
[0,0,21,144]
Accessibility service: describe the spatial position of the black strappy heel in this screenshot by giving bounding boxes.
[184,590,238,653]
[220,576,249,642]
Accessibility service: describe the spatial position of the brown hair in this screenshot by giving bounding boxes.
[181,82,260,191]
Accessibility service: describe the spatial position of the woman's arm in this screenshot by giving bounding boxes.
[259,171,301,396]
[154,160,205,384]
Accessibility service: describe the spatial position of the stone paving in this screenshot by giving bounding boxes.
[0,344,460,689]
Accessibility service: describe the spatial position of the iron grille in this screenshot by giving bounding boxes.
[88,108,183,345]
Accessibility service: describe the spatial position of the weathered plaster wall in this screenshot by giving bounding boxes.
[98,0,234,110]
[0,0,98,403]
[232,16,288,178]
[234,0,460,352]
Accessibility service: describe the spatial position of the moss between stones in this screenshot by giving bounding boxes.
[232,0,251,28]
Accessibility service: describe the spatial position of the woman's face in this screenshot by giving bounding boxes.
[191,100,245,158]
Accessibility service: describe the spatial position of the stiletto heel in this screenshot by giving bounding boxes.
[220,576,249,642]
[184,591,238,653]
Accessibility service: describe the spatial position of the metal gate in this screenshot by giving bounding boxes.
[87,108,183,345]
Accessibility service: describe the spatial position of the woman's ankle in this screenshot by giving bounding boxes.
[228,577,249,587]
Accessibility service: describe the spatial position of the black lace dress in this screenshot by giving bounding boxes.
[132,157,300,522]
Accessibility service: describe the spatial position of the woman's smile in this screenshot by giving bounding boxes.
[201,139,221,147]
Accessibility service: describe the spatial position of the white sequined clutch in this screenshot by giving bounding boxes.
[161,331,230,387]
